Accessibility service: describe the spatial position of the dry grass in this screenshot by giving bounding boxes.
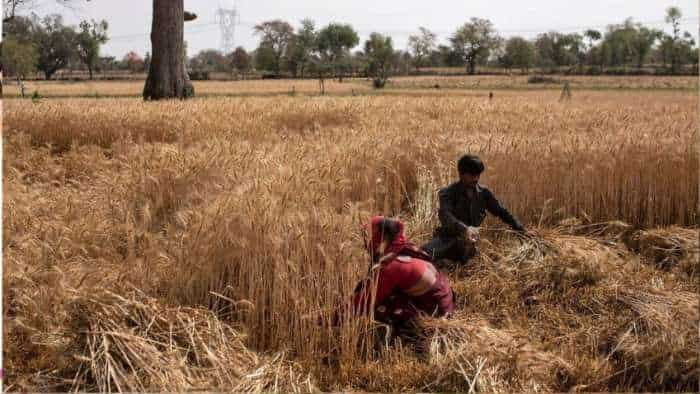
[388,75,699,90]
[415,315,574,392]
[3,89,698,392]
[4,273,315,392]
[623,226,700,277]
[2,79,370,98]
[3,75,697,98]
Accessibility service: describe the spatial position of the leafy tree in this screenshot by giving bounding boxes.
[76,19,108,80]
[427,49,442,67]
[665,6,683,73]
[253,44,278,73]
[655,35,674,68]
[305,55,333,94]
[601,22,635,69]
[349,49,367,77]
[287,19,316,78]
[684,33,700,73]
[569,34,585,67]
[99,56,117,73]
[393,50,413,75]
[597,19,661,71]
[123,51,144,73]
[584,29,602,49]
[665,7,682,40]
[407,27,437,70]
[3,0,31,22]
[653,31,697,72]
[583,29,602,68]
[535,31,581,71]
[500,36,535,73]
[34,14,77,80]
[303,23,357,93]
[451,18,500,74]
[2,13,35,37]
[675,32,698,72]
[189,49,229,73]
[253,19,294,76]
[1,35,38,79]
[630,25,662,69]
[230,46,251,74]
[437,44,464,67]
[364,32,394,88]
[315,23,359,81]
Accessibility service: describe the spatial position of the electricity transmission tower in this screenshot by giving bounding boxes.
[216,4,238,55]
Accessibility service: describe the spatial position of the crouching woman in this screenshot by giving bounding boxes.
[353,216,455,326]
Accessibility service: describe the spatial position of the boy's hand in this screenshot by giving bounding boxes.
[465,226,480,243]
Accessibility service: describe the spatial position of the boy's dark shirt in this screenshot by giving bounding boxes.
[437,181,525,237]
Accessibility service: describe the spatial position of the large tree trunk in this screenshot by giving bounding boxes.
[143,0,193,100]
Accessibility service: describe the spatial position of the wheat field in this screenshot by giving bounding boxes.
[2,78,370,98]
[387,75,699,90]
[3,87,699,392]
[3,75,697,98]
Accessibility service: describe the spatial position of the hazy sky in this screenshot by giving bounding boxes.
[16,0,700,58]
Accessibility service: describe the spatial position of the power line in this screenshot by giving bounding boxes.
[109,23,221,42]
[499,17,699,34]
[216,6,239,54]
[351,17,699,37]
[106,16,698,44]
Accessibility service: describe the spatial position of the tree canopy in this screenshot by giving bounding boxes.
[76,19,109,79]
[451,18,501,74]
[364,32,395,88]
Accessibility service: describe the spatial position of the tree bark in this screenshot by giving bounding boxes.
[143,0,193,100]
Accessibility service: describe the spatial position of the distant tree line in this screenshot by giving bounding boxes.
[2,6,698,88]
[192,7,697,88]
[243,7,696,78]
[2,14,110,80]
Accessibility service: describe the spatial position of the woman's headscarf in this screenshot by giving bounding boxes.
[364,216,407,260]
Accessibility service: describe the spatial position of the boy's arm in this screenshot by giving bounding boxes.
[438,187,469,233]
[484,189,526,232]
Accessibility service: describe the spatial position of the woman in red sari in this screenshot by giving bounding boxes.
[353,216,455,323]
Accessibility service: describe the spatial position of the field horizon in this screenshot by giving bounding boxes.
[3,74,699,99]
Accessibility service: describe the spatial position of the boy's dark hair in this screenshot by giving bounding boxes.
[458,154,485,175]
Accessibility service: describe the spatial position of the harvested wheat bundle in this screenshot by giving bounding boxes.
[68,288,252,391]
[233,353,317,393]
[498,232,628,302]
[604,289,699,391]
[340,343,438,392]
[466,231,697,391]
[415,315,573,392]
[452,231,628,321]
[556,219,633,240]
[548,235,628,277]
[64,288,316,393]
[3,265,315,393]
[624,227,699,278]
